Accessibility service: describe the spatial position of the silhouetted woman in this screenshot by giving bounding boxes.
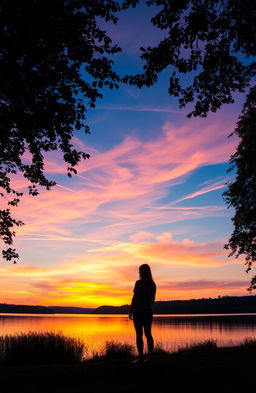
[129,264,156,363]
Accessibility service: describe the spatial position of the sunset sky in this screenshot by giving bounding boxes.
[0,4,252,307]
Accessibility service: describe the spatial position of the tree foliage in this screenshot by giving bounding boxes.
[223,88,256,289]
[0,0,121,262]
[124,0,256,117]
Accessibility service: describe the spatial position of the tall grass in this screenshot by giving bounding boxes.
[176,340,218,354]
[154,342,169,355]
[104,341,134,359]
[0,331,85,365]
[73,340,135,362]
[1,332,256,366]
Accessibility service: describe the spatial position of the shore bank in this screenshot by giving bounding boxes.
[1,340,255,393]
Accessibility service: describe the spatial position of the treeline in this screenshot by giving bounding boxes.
[0,304,54,314]
[1,296,256,315]
[0,304,94,314]
[153,296,256,314]
[96,296,256,314]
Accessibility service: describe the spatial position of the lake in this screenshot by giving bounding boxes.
[1,313,256,357]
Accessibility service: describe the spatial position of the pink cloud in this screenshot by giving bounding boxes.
[158,280,248,290]
[88,232,239,268]
[5,114,236,243]
[0,114,240,307]
[129,231,155,242]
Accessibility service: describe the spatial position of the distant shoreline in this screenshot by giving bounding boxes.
[1,295,256,315]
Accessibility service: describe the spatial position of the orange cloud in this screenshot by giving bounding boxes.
[0,229,247,307]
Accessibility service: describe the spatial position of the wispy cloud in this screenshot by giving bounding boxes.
[1,115,241,306]
[88,233,231,268]
[11,116,235,242]
[173,178,230,204]
[95,104,184,114]
[159,280,248,290]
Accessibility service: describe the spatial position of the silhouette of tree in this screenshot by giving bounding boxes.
[223,88,256,289]
[123,0,256,286]
[0,0,121,262]
[123,0,255,117]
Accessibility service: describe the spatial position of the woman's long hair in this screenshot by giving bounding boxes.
[139,264,154,282]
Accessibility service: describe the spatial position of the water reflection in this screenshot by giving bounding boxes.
[152,314,256,351]
[154,314,256,330]
[1,313,256,355]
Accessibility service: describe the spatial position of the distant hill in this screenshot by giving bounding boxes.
[48,306,95,314]
[0,303,54,314]
[0,296,256,315]
[0,304,94,314]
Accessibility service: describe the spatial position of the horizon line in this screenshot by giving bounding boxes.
[0,294,254,310]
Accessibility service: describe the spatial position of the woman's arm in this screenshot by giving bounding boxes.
[129,298,134,320]
[129,281,138,319]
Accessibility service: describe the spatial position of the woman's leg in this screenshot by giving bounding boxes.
[144,314,154,355]
[133,316,144,358]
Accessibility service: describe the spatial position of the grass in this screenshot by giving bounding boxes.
[153,341,169,355]
[0,331,85,365]
[176,339,217,354]
[0,333,135,365]
[104,340,134,359]
[88,341,134,361]
[1,336,256,392]
[1,331,256,366]
[239,338,256,349]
